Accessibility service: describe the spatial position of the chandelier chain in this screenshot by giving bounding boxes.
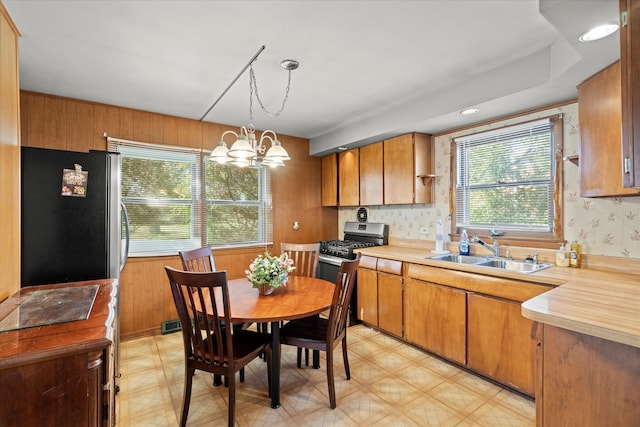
[249,64,292,120]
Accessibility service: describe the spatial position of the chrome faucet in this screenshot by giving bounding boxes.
[472,235,500,257]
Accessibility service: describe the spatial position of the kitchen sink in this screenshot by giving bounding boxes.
[429,254,491,264]
[429,253,552,274]
[475,258,553,273]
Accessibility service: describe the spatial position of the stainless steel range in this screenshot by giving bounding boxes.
[317,221,389,325]
[318,222,389,265]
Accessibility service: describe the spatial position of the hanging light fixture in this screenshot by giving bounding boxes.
[207,47,298,168]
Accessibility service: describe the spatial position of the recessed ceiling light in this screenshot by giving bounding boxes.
[578,23,619,42]
[460,108,479,115]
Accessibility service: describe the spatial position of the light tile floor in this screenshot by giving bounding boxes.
[116,325,535,426]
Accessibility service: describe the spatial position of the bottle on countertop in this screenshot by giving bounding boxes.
[555,243,569,267]
[435,219,445,253]
[569,241,581,267]
[459,229,470,256]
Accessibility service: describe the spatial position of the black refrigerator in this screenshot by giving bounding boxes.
[21,146,129,287]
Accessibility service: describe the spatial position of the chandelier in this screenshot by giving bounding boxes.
[207,46,298,168]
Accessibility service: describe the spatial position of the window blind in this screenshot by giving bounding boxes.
[454,118,555,232]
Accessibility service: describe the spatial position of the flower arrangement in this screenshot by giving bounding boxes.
[245,251,295,292]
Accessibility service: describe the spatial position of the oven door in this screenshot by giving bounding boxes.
[317,254,360,326]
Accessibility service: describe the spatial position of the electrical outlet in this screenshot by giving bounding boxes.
[419,227,429,234]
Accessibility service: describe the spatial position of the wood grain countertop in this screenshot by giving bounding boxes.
[356,245,640,348]
[0,279,118,369]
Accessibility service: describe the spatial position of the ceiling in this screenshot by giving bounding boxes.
[4,0,621,156]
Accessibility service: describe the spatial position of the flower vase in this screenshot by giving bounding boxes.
[258,285,274,296]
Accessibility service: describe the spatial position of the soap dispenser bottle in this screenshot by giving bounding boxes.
[459,229,470,256]
[556,243,569,267]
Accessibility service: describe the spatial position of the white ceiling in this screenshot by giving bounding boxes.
[4,0,621,156]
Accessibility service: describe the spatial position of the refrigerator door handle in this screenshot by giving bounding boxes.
[120,202,130,272]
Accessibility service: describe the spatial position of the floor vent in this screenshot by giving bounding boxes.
[161,319,181,335]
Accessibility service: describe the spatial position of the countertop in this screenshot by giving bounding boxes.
[0,279,118,369]
[356,245,640,348]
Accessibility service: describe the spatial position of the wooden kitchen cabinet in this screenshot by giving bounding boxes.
[0,280,118,427]
[359,141,384,205]
[383,132,433,205]
[405,262,552,395]
[356,256,403,337]
[620,0,640,189]
[321,153,338,206]
[376,259,403,337]
[578,61,639,196]
[0,4,21,302]
[467,293,536,395]
[405,278,466,364]
[357,255,378,325]
[338,148,359,206]
[534,323,640,426]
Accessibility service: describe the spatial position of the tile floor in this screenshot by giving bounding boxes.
[115,324,535,426]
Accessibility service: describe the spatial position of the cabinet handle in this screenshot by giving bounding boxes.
[624,157,631,174]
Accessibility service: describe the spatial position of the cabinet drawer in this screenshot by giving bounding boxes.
[377,258,402,275]
[407,263,553,302]
[359,255,378,270]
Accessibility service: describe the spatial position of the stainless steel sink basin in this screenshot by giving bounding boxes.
[429,254,491,264]
[429,253,552,274]
[475,259,553,273]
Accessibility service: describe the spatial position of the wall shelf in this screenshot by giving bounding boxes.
[417,174,436,185]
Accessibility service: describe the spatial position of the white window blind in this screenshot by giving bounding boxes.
[454,118,556,233]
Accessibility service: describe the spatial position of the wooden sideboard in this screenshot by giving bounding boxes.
[0,279,118,427]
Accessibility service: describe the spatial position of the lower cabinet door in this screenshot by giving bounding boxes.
[405,278,466,364]
[377,271,403,337]
[357,267,378,326]
[467,293,535,396]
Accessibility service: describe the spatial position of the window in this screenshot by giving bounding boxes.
[110,139,272,256]
[453,115,563,244]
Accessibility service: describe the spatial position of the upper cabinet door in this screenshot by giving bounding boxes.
[359,142,383,206]
[384,134,415,204]
[321,154,338,206]
[338,148,360,206]
[578,61,639,197]
[621,0,640,188]
[383,133,433,205]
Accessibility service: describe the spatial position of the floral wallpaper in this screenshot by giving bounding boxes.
[338,102,640,258]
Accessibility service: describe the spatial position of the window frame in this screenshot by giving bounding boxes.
[109,138,273,256]
[450,114,564,249]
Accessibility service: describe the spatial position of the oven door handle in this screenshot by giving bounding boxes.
[319,255,344,267]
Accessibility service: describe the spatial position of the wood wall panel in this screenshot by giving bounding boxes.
[44,97,67,150]
[66,100,95,152]
[18,90,337,338]
[94,104,119,150]
[0,4,20,301]
[187,120,202,149]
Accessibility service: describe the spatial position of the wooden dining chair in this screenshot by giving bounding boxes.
[279,256,360,409]
[179,247,252,386]
[280,242,321,367]
[280,242,320,278]
[164,266,271,427]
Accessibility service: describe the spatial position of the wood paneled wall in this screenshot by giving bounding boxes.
[19,90,338,339]
[0,4,20,302]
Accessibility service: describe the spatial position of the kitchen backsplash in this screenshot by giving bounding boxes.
[339,102,640,259]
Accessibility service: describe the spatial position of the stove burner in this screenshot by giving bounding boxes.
[319,240,377,259]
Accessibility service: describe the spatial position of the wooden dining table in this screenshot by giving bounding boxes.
[202,275,336,408]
